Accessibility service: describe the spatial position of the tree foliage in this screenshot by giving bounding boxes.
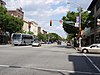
[0,6,23,34]
[37,33,62,42]
[37,33,47,41]
[62,11,89,35]
[66,34,74,41]
[48,33,62,42]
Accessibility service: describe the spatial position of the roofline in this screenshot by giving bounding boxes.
[0,0,6,5]
[87,0,98,10]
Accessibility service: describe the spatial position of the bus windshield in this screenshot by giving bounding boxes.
[12,34,21,40]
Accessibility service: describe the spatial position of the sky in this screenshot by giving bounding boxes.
[3,0,92,38]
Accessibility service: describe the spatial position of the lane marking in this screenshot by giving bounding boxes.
[0,65,100,74]
[83,53,100,72]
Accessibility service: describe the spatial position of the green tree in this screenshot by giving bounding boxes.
[48,33,62,42]
[37,33,47,41]
[62,11,89,35]
[0,6,7,30]
[5,16,23,34]
[66,34,74,41]
[0,6,23,34]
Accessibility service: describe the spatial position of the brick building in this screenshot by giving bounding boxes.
[7,7,24,19]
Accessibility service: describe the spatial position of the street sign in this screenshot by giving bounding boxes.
[64,21,74,24]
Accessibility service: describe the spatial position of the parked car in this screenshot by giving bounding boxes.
[79,44,100,53]
[67,41,71,46]
[32,41,41,47]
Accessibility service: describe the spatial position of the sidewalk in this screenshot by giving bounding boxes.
[0,44,11,48]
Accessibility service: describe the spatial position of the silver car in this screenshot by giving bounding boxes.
[79,44,100,53]
[32,41,41,47]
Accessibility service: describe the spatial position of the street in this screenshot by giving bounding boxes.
[0,44,100,75]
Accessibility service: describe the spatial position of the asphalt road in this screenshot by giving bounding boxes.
[0,44,100,75]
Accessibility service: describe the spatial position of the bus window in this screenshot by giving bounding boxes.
[12,34,21,40]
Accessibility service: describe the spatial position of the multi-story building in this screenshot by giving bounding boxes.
[23,20,29,32]
[7,8,24,19]
[23,20,39,36]
[86,0,100,45]
[0,0,6,7]
[31,21,38,36]
[38,27,42,34]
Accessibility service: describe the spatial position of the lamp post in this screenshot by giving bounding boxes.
[78,7,82,48]
[67,2,82,48]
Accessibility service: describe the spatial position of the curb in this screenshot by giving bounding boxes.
[0,44,11,48]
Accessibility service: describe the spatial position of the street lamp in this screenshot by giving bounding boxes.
[67,2,82,48]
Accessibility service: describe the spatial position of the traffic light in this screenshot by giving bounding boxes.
[50,20,52,26]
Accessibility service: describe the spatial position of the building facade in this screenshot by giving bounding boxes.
[7,8,24,19]
[23,20,39,36]
[31,21,38,36]
[86,0,100,45]
[38,27,42,34]
[0,0,6,7]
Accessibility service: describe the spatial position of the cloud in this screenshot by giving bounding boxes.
[45,0,61,5]
[68,0,92,10]
[52,6,69,15]
[4,0,92,37]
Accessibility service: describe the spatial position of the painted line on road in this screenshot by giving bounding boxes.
[28,67,100,74]
[83,53,100,73]
[0,65,100,74]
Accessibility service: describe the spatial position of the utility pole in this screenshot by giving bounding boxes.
[67,2,82,48]
[78,7,82,48]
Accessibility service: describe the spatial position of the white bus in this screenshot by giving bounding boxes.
[11,33,34,46]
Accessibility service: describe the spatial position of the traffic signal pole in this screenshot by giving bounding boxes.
[78,7,82,48]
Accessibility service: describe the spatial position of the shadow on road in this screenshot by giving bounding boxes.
[68,55,100,75]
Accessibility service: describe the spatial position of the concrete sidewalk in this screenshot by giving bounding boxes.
[0,44,11,48]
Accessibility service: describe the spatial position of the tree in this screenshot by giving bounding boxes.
[0,6,7,30]
[37,33,47,41]
[37,33,62,43]
[5,16,23,34]
[48,33,62,42]
[0,6,23,35]
[66,34,74,41]
[62,11,89,36]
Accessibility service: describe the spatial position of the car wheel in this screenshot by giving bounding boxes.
[82,49,88,53]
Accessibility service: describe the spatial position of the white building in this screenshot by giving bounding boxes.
[31,21,38,36]
[22,20,38,36]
